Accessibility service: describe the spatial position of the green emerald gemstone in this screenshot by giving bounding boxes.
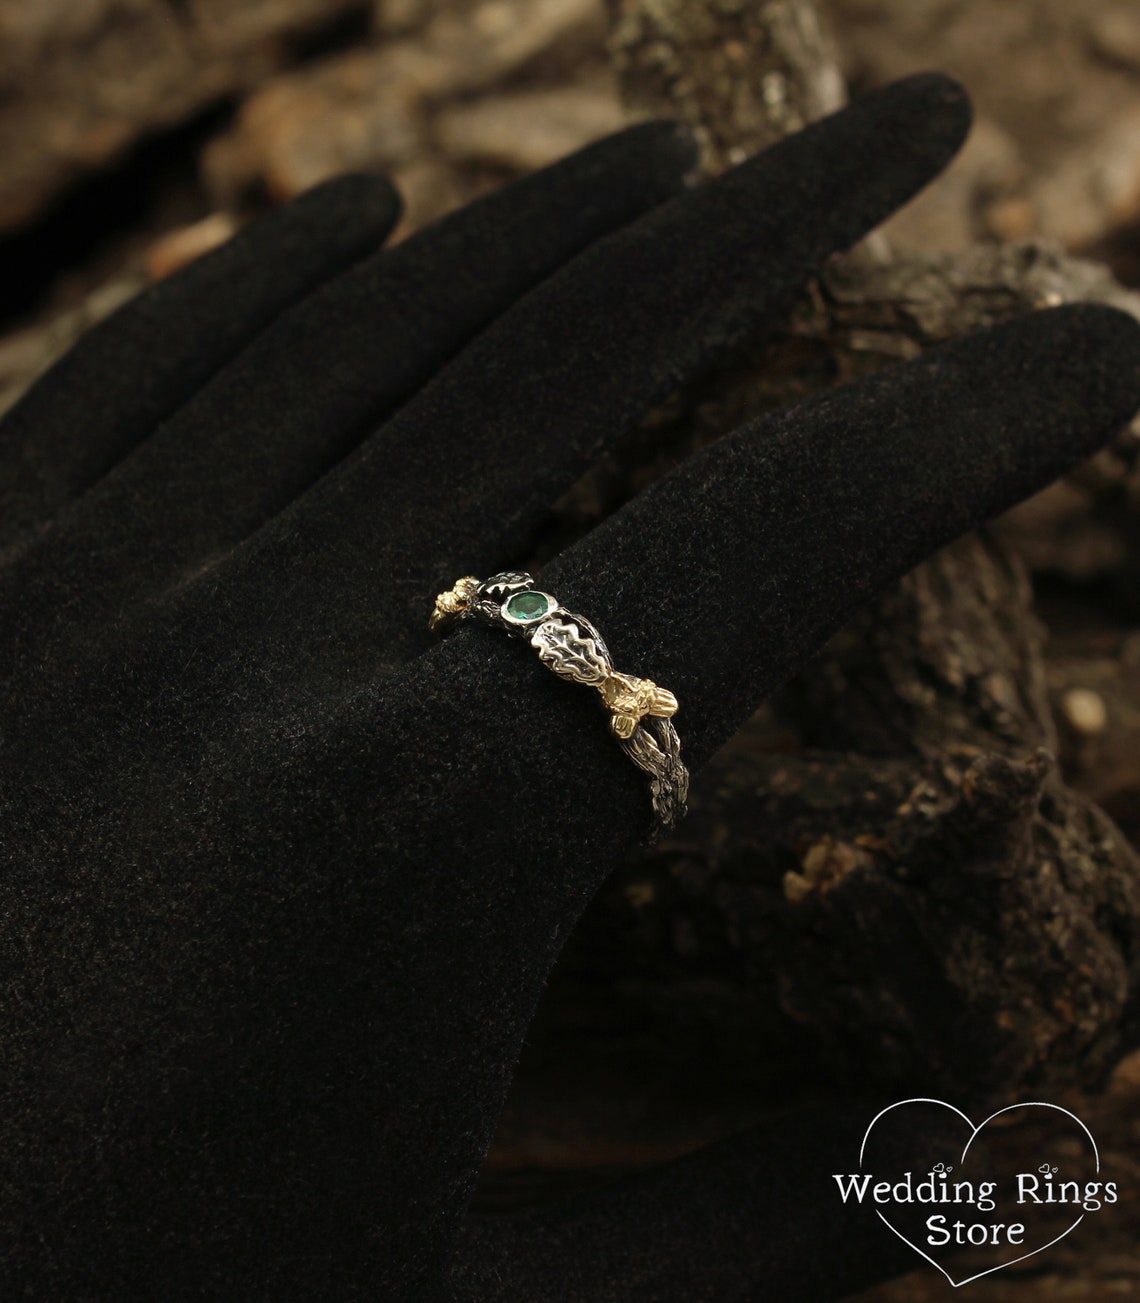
[506,591,551,622]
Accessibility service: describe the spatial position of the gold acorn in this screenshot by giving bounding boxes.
[429,576,480,632]
[601,673,678,737]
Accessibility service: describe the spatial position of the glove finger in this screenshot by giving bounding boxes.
[534,303,1140,772]
[126,73,971,679]
[0,173,401,552]
[2,122,697,675]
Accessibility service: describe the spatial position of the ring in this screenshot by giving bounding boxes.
[430,571,688,840]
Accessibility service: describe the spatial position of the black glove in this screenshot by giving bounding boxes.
[3,73,1138,1301]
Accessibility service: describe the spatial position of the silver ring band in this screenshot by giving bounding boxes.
[431,570,688,840]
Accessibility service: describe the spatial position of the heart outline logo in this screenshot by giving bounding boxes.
[859,1097,1100,1288]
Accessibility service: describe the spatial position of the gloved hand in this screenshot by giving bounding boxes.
[3,73,1138,1301]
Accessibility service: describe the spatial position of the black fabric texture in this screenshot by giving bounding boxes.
[0,172,404,549]
[3,73,1137,1301]
[455,1102,962,1303]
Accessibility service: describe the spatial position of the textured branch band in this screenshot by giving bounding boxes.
[430,571,688,840]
